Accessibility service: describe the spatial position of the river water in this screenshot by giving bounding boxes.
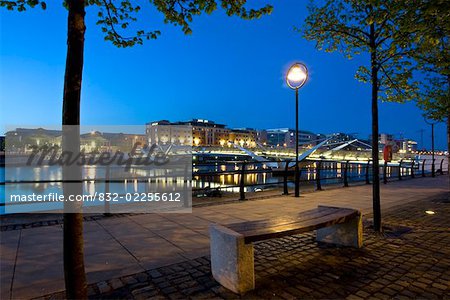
[0,154,447,214]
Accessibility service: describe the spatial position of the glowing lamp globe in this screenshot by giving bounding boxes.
[286,63,308,90]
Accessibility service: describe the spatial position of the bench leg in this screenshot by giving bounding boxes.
[209,224,255,294]
[316,213,363,248]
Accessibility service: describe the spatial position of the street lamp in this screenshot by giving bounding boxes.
[424,117,438,177]
[286,62,308,197]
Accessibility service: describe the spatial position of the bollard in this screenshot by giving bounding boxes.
[283,160,290,195]
[440,159,444,175]
[343,160,349,187]
[294,161,301,197]
[432,158,436,178]
[104,165,111,216]
[383,161,388,184]
[422,159,426,177]
[316,160,322,191]
[365,159,371,184]
[239,162,246,200]
[183,163,189,208]
[398,159,403,181]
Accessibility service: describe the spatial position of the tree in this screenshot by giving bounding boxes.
[1,1,273,298]
[300,0,418,232]
[398,0,449,189]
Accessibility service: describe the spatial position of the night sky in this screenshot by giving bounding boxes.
[0,0,447,150]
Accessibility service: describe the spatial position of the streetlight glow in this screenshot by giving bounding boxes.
[286,63,308,89]
[287,66,306,82]
[285,62,309,197]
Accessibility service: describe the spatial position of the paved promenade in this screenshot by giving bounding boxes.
[1,176,448,299]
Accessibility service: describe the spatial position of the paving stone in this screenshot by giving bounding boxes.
[128,282,149,291]
[345,295,363,300]
[431,282,448,290]
[87,284,98,296]
[355,290,370,298]
[136,272,149,283]
[399,289,416,298]
[182,285,206,296]
[167,292,187,299]
[148,269,163,279]
[161,286,177,294]
[97,281,112,294]
[109,278,123,290]
[373,292,390,299]
[131,285,159,299]
[411,281,428,290]
[121,275,138,286]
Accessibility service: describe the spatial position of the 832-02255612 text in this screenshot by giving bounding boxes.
[9,192,183,203]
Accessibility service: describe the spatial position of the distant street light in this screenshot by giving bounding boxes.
[286,62,309,197]
[424,117,438,177]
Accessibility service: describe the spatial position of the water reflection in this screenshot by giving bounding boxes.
[3,162,376,196]
[2,159,425,215]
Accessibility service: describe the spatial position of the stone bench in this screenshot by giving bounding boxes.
[209,205,363,294]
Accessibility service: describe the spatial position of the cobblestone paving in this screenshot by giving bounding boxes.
[37,193,450,299]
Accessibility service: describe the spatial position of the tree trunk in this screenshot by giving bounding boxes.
[62,0,87,299]
[370,22,382,232]
[447,75,450,200]
[447,110,449,198]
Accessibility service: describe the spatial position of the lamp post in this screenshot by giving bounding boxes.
[424,117,438,177]
[286,62,308,197]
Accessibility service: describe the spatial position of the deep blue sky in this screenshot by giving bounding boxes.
[0,0,447,150]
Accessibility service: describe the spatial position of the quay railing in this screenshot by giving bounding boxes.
[0,158,447,210]
[191,157,447,200]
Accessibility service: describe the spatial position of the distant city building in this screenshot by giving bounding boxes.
[265,129,286,147]
[326,133,357,144]
[79,131,110,152]
[5,128,61,152]
[368,133,417,153]
[146,120,192,146]
[146,119,257,147]
[321,133,371,151]
[256,130,268,145]
[86,132,147,152]
[183,119,229,146]
[379,133,394,146]
[229,128,257,148]
[369,133,395,150]
[5,128,146,153]
[396,139,418,153]
[313,133,327,146]
[265,128,316,148]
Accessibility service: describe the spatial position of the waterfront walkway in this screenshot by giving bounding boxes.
[1,176,448,299]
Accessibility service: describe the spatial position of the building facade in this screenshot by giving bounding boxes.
[265,128,316,148]
[256,130,268,145]
[368,133,417,153]
[183,119,229,146]
[146,119,259,147]
[146,120,192,146]
[396,139,418,153]
[229,128,257,148]
[5,128,147,153]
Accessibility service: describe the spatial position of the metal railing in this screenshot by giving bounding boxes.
[0,158,447,207]
[191,158,447,200]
